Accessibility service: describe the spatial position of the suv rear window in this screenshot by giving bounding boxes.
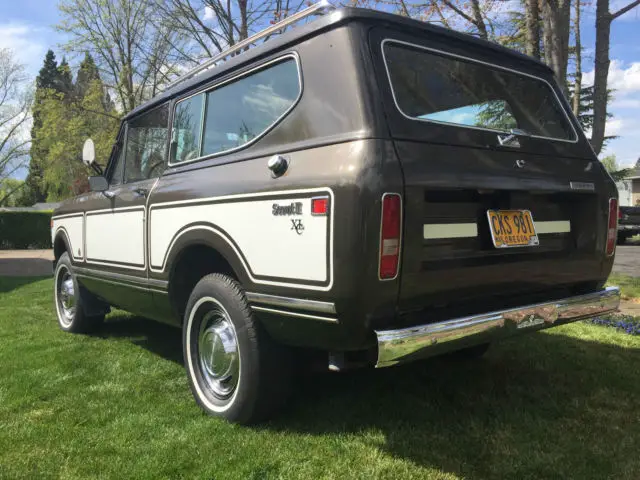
[383,40,576,142]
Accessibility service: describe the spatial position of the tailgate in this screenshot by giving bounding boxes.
[368,27,615,315]
[396,142,608,313]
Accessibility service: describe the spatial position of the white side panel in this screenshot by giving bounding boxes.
[53,215,84,260]
[85,209,145,267]
[150,196,329,282]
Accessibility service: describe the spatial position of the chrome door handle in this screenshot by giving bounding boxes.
[133,188,149,198]
[103,190,116,199]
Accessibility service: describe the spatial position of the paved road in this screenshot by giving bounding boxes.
[0,246,637,277]
[0,250,53,277]
[612,244,640,278]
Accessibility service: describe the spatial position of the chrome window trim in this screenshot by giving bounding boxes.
[380,38,579,144]
[168,52,303,168]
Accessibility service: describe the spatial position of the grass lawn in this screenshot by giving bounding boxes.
[1,276,640,479]
[607,273,640,300]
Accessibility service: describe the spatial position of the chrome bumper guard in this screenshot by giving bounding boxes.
[376,287,621,368]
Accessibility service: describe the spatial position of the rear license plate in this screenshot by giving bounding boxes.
[487,210,539,248]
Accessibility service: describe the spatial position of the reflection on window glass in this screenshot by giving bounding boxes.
[420,100,518,131]
[384,42,574,140]
[171,94,204,163]
[201,59,300,156]
[124,105,169,183]
[109,146,125,186]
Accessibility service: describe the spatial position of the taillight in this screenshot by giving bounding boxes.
[606,198,618,256]
[379,193,402,280]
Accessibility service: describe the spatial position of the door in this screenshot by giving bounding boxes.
[81,104,170,314]
[369,29,613,314]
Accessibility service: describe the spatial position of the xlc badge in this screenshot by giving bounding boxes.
[291,219,305,235]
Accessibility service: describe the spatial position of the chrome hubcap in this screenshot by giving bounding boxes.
[198,306,239,398]
[57,268,75,326]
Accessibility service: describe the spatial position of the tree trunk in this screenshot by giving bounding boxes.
[541,0,571,95]
[572,0,582,117]
[591,0,611,155]
[470,0,488,40]
[525,0,541,59]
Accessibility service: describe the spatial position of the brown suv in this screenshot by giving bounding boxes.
[51,3,621,424]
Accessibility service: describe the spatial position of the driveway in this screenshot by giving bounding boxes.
[0,250,54,277]
[612,244,640,278]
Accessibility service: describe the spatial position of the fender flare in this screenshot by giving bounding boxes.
[161,224,251,286]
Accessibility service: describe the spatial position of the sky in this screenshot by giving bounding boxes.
[1,0,639,178]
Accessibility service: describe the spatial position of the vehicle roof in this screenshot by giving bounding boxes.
[124,7,552,121]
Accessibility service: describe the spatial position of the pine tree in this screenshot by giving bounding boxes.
[22,50,61,205]
[57,57,74,97]
[75,53,99,100]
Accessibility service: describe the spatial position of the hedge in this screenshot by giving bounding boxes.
[0,211,53,249]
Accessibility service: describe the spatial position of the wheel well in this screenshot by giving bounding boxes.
[53,233,69,262]
[169,244,239,322]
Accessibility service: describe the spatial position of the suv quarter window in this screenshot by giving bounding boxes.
[169,55,302,165]
[171,93,205,163]
[123,104,170,183]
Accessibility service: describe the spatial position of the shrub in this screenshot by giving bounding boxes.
[0,211,52,249]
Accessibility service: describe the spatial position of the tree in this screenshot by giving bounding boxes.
[0,49,31,205]
[600,154,633,181]
[571,0,582,116]
[540,0,571,92]
[0,178,25,207]
[524,0,541,59]
[152,0,304,68]
[23,50,66,205]
[591,0,640,155]
[58,0,182,112]
[37,72,119,201]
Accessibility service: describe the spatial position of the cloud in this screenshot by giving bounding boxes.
[583,60,640,95]
[0,23,47,78]
[203,6,215,20]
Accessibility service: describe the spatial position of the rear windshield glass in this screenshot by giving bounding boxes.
[383,40,576,141]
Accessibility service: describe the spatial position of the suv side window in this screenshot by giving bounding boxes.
[171,94,204,163]
[109,146,125,186]
[124,104,169,183]
[169,57,300,164]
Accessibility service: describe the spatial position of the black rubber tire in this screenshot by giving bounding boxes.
[452,342,491,360]
[182,273,292,424]
[54,252,105,333]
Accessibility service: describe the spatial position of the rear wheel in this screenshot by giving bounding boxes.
[54,252,105,333]
[183,273,292,424]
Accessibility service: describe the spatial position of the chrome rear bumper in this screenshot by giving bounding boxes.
[376,287,620,368]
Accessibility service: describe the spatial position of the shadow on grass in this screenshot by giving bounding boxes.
[100,314,183,365]
[0,275,50,293]
[95,315,640,478]
[265,332,640,479]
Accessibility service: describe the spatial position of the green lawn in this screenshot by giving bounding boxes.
[1,276,640,479]
[607,273,640,300]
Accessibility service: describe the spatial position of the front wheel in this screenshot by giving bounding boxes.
[183,274,292,424]
[54,252,105,333]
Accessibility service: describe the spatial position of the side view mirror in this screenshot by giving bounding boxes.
[88,176,108,192]
[82,138,96,166]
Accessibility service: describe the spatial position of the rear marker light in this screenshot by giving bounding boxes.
[606,198,618,257]
[311,197,329,216]
[379,193,402,280]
